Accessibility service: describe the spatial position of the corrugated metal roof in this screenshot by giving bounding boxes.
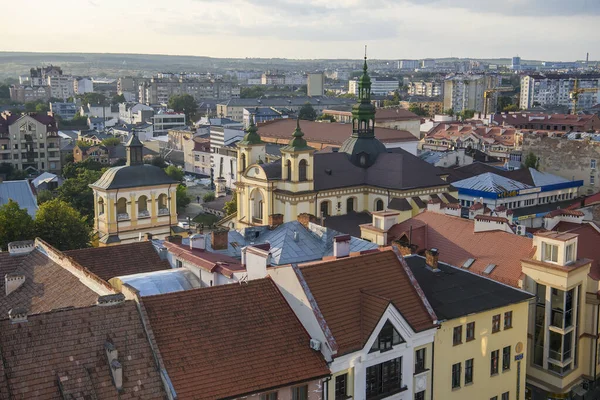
[452,172,531,193]
[528,168,569,187]
[0,180,38,216]
[114,269,201,296]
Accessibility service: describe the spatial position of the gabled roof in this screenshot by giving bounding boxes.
[298,249,437,356]
[405,255,533,321]
[91,164,176,190]
[452,172,532,193]
[388,211,535,287]
[0,180,38,217]
[65,241,172,281]
[0,302,166,399]
[142,279,329,399]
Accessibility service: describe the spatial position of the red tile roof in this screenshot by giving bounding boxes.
[142,279,329,399]
[425,123,520,147]
[256,118,416,148]
[163,241,244,278]
[544,209,585,218]
[554,221,600,280]
[474,215,509,223]
[298,249,437,356]
[65,241,172,281]
[0,302,166,399]
[388,212,535,287]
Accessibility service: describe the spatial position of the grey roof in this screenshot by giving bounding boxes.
[388,197,412,211]
[221,97,354,108]
[0,180,38,216]
[323,212,373,237]
[405,255,533,321]
[262,159,282,179]
[202,194,233,212]
[31,172,60,188]
[114,269,201,296]
[528,168,569,186]
[91,165,177,190]
[452,172,531,193]
[419,151,444,165]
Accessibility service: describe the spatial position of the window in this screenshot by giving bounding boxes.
[116,197,128,216]
[466,322,475,341]
[260,393,277,400]
[491,350,499,375]
[504,311,513,329]
[453,326,462,345]
[502,346,511,371]
[335,374,348,400]
[543,242,558,262]
[565,243,575,264]
[502,392,509,400]
[370,320,404,352]
[138,195,148,216]
[465,359,473,384]
[534,283,546,367]
[346,197,355,213]
[176,259,183,268]
[375,199,384,211]
[492,315,501,333]
[415,348,426,373]
[292,385,307,400]
[241,153,246,171]
[415,392,425,400]
[320,201,330,218]
[592,159,597,169]
[451,362,461,389]
[298,159,307,182]
[366,357,403,399]
[491,397,498,400]
[98,197,105,215]
[286,159,292,181]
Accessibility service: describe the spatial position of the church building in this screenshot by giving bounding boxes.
[234,57,456,229]
[91,133,180,246]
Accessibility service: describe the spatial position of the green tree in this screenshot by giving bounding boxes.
[459,109,476,120]
[0,163,28,180]
[148,156,167,169]
[203,192,216,203]
[176,184,191,210]
[339,93,357,99]
[168,94,198,123]
[0,84,10,99]
[111,94,126,104]
[0,200,35,250]
[297,84,307,95]
[101,137,121,146]
[36,189,54,205]
[298,102,317,121]
[56,169,103,220]
[164,165,184,182]
[316,114,336,122]
[64,153,75,164]
[503,104,520,112]
[523,152,540,170]
[497,96,513,112]
[408,104,428,117]
[24,100,48,113]
[223,192,237,216]
[240,86,266,98]
[444,108,455,117]
[35,199,91,250]
[35,103,49,113]
[80,92,106,106]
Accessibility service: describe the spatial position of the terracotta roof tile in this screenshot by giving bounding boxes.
[163,241,244,278]
[0,301,166,399]
[142,279,328,399]
[388,212,535,287]
[65,241,171,281]
[299,250,437,356]
[544,209,585,218]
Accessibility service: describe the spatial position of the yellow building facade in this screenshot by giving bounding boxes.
[91,133,181,246]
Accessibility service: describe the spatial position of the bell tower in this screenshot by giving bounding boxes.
[236,115,266,176]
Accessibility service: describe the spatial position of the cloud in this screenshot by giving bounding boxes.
[398,0,600,16]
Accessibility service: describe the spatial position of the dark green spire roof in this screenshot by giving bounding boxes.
[238,114,263,145]
[281,118,313,152]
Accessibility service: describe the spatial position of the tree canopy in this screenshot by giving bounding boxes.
[80,92,106,106]
[168,94,198,123]
[223,192,237,216]
[101,137,121,146]
[36,189,54,205]
[408,103,429,117]
[176,184,191,211]
[240,86,266,99]
[164,165,184,182]
[56,169,103,221]
[35,199,92,250]
[0,200,35,251]
[203,192,216,203]
[298,102,317,121]
[523,152,540,170]
[0,163,28,180]
[111,94,126,104]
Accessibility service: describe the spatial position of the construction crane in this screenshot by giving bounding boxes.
[570,78,600,114]
[483,87,513,115]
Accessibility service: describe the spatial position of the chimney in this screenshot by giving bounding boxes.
[427,199,442,214]
[211,228,229,250]
[5,273,25,296]
[297,213,318,229]
[442,203,462,217]
[268,214,284,230]
[7,240,35,256]
[333,235,351,258]
[144,232,153,241]
[8,308,27,323]
[110,360,123,391]
[392,240,414,256]
[425,248,439,271]
[243,246,271,280]
[97,293,125,306]
[166,235,182,244]
[189,234,206,250]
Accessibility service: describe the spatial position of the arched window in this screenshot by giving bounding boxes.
[251,189,264,223]
[320,201,330,217]
[158,194,168,215]
[240,153,246,172]
[375,199,384,211]
[116,197,128,220]
[299,159,307,182]
[138,195,149,217]
[98,197,105,215]
[286,159,292,181]
[347,197,355,213]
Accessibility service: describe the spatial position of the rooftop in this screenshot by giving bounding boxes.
[142,279,329,399]
[298,249,437,356]
[90,164,176,190]
[405,255,533,321]
[0,180,38,217]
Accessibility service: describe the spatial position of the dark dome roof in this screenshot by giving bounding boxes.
[339,136,387,168]
[91,164,177,190]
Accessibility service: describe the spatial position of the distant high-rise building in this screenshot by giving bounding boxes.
[520,73,600,110]
[443,75,499,113]
[398,59,420,70]
[511,56,521,70]
[349,77,399,96]
[421,59,436,69]
[307,73,324,97]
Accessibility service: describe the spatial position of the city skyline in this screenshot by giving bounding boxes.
[2,0,598,61]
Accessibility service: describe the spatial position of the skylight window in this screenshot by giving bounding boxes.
[483,264,496,275]
[463,258,475,269]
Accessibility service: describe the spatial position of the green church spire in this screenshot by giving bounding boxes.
[238,114,263,145]
[281,117,313,152]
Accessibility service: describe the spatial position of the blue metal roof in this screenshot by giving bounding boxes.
[0,180,38,217]
[114,269,201,296]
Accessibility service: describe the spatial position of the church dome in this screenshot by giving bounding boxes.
[91,164,176,190]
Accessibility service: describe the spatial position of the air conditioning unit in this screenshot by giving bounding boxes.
[309,339,321,351]
[516,225,526,236]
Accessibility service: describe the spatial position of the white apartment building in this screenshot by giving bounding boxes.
[520,74,600,110]
[74,78,94,94]
[443,75,499,113]
[349,77,399,96]
[408,81,442,97]
[399,60,420,70]
[307,73,324,97]
[152,112,186,135]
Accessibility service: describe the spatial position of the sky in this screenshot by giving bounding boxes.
[2,0,599,61]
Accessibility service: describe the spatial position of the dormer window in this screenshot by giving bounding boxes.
[565,243,575,264]
[370,320,404,352]
[542,242,558,263]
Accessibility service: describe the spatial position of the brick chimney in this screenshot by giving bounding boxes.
[392,241,414,256]
[97,293,125,306]
[268,214,284,230]
[5,273,25,296]
[8,308,27,324]
[189,234,206,250]
[166,235,182,244]
[427,199,442,214]
[211,229,229,250]
[333,235,351,258]
[297,213,318,229]
[425,248,439,271]
[442,203,461,217]
[7,240,35,256]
